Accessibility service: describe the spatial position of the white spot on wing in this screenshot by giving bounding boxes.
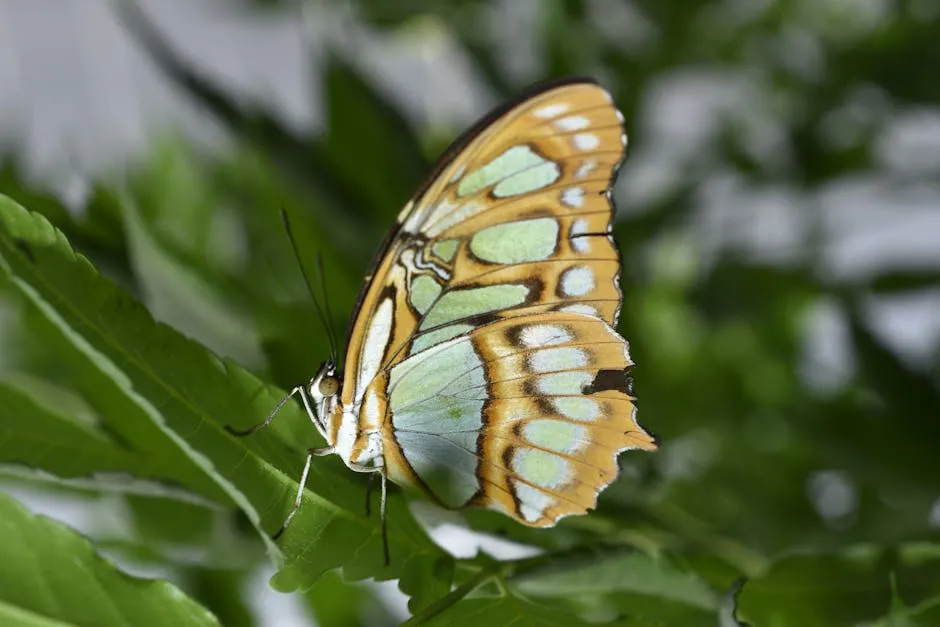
[574,160,596,179]
[529,347,588,373]
[357,298,393,402]
[553,397,601,421]
[536,371,593,395]
[560,303,598,318]
[573,133,600,151]
[561,187,584,208]
[570,218,590,253]
[520,324,572,348]
[524,420,587,454]
[426,200,481,237]
[514,481,554,523]
[362,388,381,430]
[560,266,595,297]
[533,103,568,119]
[512,450,572,490]
[554,115,589,131]
[449,164,466,183]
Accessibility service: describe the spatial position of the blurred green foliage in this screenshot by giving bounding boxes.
[1,0,939,625]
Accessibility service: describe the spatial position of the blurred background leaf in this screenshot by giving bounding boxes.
[0,490,219,627]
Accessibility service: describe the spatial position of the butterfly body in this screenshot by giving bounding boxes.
[295,78,656,530]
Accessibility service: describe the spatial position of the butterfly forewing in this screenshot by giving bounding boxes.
[331,79,657,527]
[343,82,624,387]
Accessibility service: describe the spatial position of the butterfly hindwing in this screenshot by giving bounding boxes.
[375,312,655,525]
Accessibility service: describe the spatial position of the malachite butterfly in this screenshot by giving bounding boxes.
[238,77,658,553]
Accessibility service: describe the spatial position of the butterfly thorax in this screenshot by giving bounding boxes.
[315,368,387,470]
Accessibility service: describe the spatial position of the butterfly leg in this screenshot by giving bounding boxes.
[272,446,334,540]
[348,459,390,566]
[380,470,389,566]
[226,385,306,436]
[364,472,376,517]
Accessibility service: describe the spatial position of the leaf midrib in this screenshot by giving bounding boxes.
[0,206,422,548]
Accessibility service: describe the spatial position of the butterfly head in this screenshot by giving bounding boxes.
[307,359,342,437]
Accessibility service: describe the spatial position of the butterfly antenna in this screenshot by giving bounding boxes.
[314,252,340,365]
[280,210,338,361]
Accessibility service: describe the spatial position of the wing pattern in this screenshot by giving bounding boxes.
[328,79,657,526]
[380,313,655,525]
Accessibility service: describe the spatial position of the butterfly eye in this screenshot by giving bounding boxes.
[318,375,339,396]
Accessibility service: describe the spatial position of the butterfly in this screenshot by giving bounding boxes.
[235,77,658,560]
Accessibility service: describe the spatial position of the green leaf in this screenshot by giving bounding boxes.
[115,1,379,263]
[808,301,940,505]
[718,579,751,627]
[183,567,257,627]
[125,496,217,547]
[865,270,940,294]
[418,594,613,627]
[0,601,72,627]
[0,491,219,627]
[14,278,230,503]
[513,549,715,606]
[0,377,134,477]
[846,300,940,419]
[0,158,134,292]
[865,587,940,627]
[304,570,385,627]
[122,136,360,389]
[122,197,265,369]
[400,554,456,614]
[321,54,428,223]
[0,375,221,504]
[510,549,717,625]
[0,194,445,592]
[737,545,940,626]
